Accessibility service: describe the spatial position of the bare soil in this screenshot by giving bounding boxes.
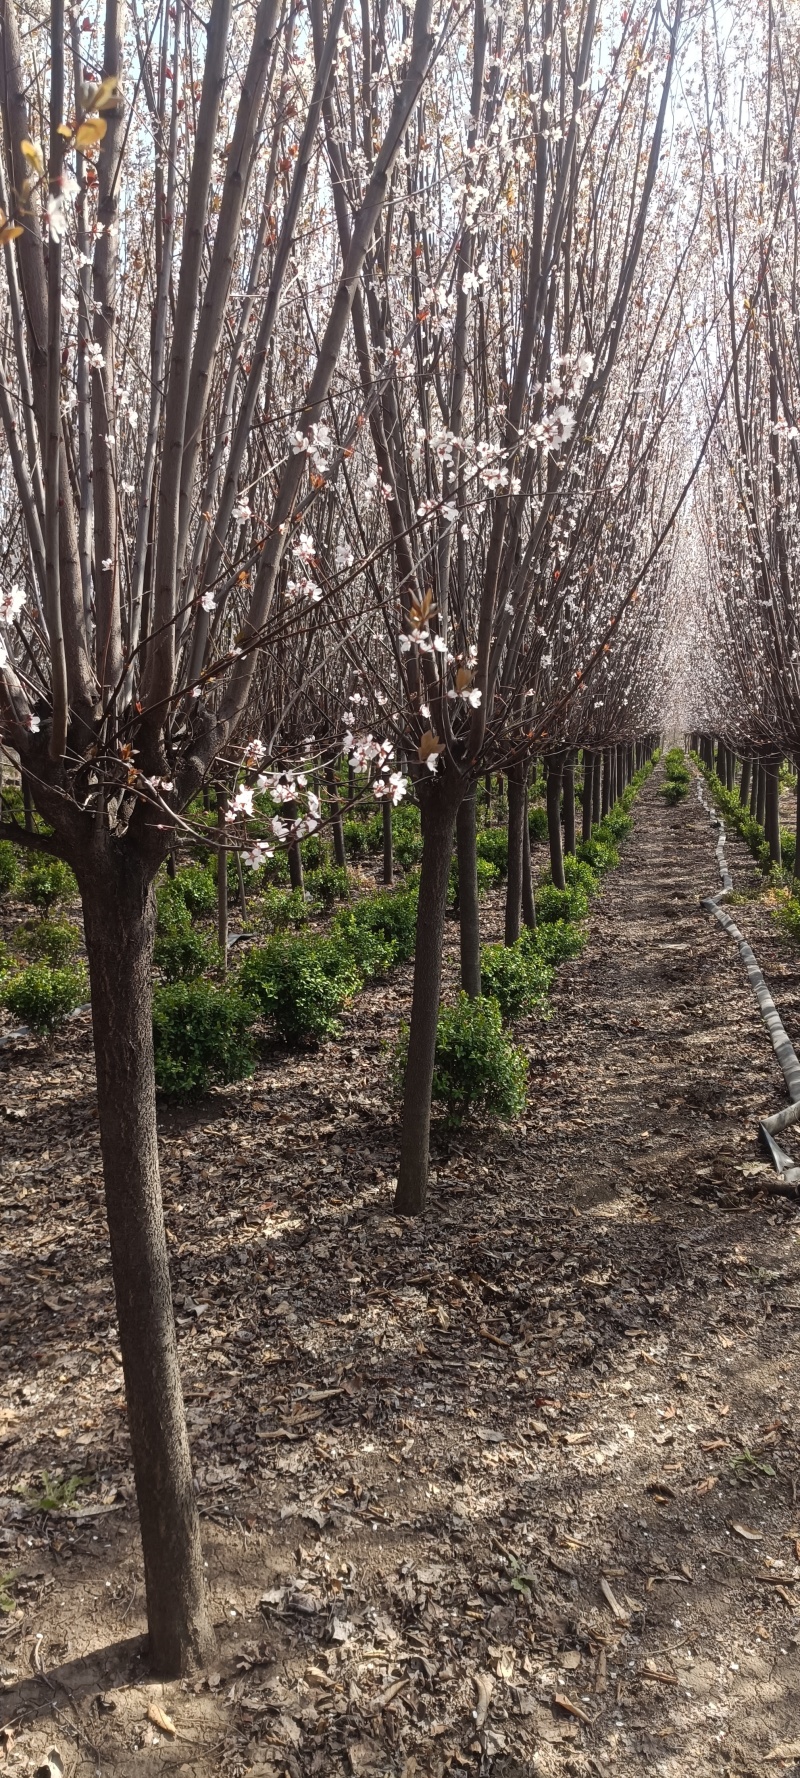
[1,767,799,1778]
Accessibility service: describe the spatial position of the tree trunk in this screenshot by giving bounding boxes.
[456,792,481,995]
[794,759,800,885]
[546,754,566,890]
[601,748,611,817]
[216,791,228,969]
[80,858,214,1677]
[750,759,760,819]
[764,755,781,864]
[382,798,393,885]
[757,761,767,829]
[562,752,576,856]
[581,751,594,843]
[521,790,536,930]
[395,783,460,1216]
[505,763,527,944]
[739,757,751,808]
[325,765,346,867]
[591,752,602,827]
[284,800,304,892]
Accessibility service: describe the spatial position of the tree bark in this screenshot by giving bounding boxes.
[216,790,228,969]
[581,751,594,843]
[794,758,800,885]
[739,757,751,808]
[284,800,304,891]
[325,765,346,867]
[562,751,576,856]
[79,855,214,1677]
[521,790,536,930]
[757,760,767,829]
[456,792,481,995]
[601,748,611,817]
[546,753,566,890]
[591,752,602,827]
[395,783,460,1216]
[764,755,782,864]
[505,763,527,944]
[382,798,393,885]
[750,758,760,819]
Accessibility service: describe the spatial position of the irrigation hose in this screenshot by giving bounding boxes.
[696,780,800,1189]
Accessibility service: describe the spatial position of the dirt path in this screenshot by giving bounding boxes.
[2,768,799,1778]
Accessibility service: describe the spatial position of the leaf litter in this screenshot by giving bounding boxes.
[0,776,799,1774]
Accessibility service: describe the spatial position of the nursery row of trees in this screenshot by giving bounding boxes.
[683,1,800,865]
[0,0,696,1676]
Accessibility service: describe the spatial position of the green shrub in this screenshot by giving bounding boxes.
[21,857,77,911]
[339,884,419,966]
[476,828,509,879]
[3,962,87,1033]
[660,778,688,804]
[561,855,598,896]
[480,940,553,1021]
[152,981,255,1097]
[576,836,619,872]
[301,833,327,870]
[260,886,309,931]
[156,878,192,936]
[154,926,218,982]
[306,864,351,908]
[0,940,13,979]
[239,934,356,1044]
[664,747,689,780]
[343,818,367,859]
[596,808,632,843]
[331,907,395,980]
[536,881,589,924]
[528,806,548,843]
[0,785,25,824]
[449,853,499,907]
[18,919,80,967]
[525,919,587,965]
[393,994,527,1121]
[362,811,386,855]
[173,864,217,918]
[0,842,19,896]
[393,804,423,869]
[781,830,796,873]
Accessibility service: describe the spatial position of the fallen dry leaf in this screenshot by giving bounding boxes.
[731,1522,763,1543]
[146,1702,176,1736]
[473,1671,493,1728]
[553,1692,594,1725]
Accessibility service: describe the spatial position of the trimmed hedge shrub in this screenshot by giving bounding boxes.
[528,806,548,843]
[576,836,619,872]
[476,827,509,879]
[21,857,77,911]
[306,864,351,908]
[393,993,527,1120]
[343,819,367,859]
[480,940,552,1021]
[260,886,309,931]
[3,961,87,1033]
[239,934,357,1044]
[154,926,219,982]
[330,907,395,980]
[152,981,255,1097]
[536,881,589,924]
[0,842,19,896]
[19,919,80,967]
[173,865,217,918]
[525,920,587,965]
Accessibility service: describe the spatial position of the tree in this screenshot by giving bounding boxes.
[0,0,438,1672]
